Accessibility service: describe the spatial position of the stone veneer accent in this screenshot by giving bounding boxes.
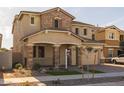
[41,10,73,31]
[53,45,60,69]
[27,46,33,69]
[77,47,82,67]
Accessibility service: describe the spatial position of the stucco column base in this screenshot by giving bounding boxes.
[53,45,60,69]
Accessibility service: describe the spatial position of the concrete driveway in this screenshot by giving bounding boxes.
[89,63,124,73]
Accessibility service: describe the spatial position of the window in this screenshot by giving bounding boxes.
[108,49,113,57]
[38,46,45,58]
[92,34,95,40]
[120,35,124,41]
[33,46,36,58]
[75,28,79,35]
[109,33,115,40]
[31,16,35,25]
[54,19,59,28]
[84,29,87,35]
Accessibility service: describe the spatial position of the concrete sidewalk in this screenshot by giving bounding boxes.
[86,80,124,86]
[1,72,124,85]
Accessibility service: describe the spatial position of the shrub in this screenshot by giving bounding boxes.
[32,63,42,70]
[15,63,23,69]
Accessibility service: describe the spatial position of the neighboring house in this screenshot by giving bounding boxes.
[12,7,104,69]
[0,34,2,48]
[95,25,124,60]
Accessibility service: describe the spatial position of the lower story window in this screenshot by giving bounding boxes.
[38,46,45,58]
[33,46,45,58]
[33,46,36,58]
[108,49,113,57]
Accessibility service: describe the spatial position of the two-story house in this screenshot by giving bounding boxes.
[95,25,123,61]
[12,7,104,69]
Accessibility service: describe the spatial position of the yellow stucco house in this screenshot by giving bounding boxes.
[12,7,104,69]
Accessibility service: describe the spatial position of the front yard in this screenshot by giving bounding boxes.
[2,68,105,79]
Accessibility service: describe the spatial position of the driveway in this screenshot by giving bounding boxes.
[89,63,124,73]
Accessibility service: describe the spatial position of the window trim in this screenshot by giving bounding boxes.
[75,28,79,35]
[92,34,95,40]
[108,32,115,40]
[108,48,113,57]
[30,16,35,25]
[38,46,45,58]
[83,29,87,35]
[54,19,59,28]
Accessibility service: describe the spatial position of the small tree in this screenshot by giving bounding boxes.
[85,46,93,79]
[92,49,98,78]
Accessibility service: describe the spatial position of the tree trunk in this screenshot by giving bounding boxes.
[92,54,96,78]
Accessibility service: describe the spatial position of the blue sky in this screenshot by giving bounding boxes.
[1,7,124,49]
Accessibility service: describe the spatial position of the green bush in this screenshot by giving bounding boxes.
[32,63,42,70]
[15,63,23,69]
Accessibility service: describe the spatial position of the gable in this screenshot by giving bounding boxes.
[26,31,82,46]
[41,7,75,19]
[105,25,121,32]
[41,8,74,31]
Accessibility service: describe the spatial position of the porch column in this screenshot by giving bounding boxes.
[26,45,33,69]
[53,44,61,69]
[77,46,83,67]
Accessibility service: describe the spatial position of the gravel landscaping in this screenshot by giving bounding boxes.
[0,81,46,86]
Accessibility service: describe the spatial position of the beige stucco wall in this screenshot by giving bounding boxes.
[20,14,41,38]
[105,28,120,40]
[71,24,96,39]
[95,31,105,41]
[33,44,73,66]
[27,31,82,45]
[81,44,103,65]
[82,49,99,65]
[33,44,53,66]
[13,14,41,53]
[0,51,12,70]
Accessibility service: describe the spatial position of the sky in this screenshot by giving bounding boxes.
[1,7,124,49]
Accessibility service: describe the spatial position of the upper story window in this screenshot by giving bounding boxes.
[92,34,95,40]
[30,16,35,25]
[54,19,59,28]
[75,28,79,35]
[120,35,124,41]
[83,29,87,35]
[109,33,115,40]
